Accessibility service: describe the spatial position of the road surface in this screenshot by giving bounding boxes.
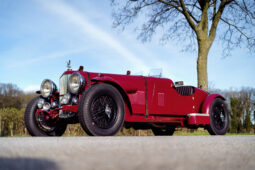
[0,136,254,170]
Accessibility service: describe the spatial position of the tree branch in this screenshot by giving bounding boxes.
[179,0,197,32]
[212,0,216,19]
[220,18,255,39]
[233,0,255,27]
[157,0,182,13]
[187,10,199,23]
[209,0,233,42]
[197,0,209,36]
[111,0,255,54]
[138,1,159,9]
[158,0,199,23]
[186,2,201,11]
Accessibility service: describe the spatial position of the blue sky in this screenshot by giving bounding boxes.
[0,0,254,92]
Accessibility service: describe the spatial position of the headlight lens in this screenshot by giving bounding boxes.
[37,98,45,109]
[40,79,57,98]
[42,102,51,111]
[60,93,71,105]
[68,72,85,94]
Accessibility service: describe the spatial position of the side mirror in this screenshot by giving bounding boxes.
[175,81,184,86]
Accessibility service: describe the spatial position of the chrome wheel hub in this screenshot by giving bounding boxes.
[105,104,112,118]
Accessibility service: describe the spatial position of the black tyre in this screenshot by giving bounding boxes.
[78,84,125,136]
[24,97,67,136]
[207,98,229,135]
[152,127,175,136]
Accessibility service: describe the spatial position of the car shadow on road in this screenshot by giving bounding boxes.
[0,157,58,170]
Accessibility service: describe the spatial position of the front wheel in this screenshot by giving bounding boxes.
[207,98,229,135]
[78,84,125,136]
[24,97,67,136]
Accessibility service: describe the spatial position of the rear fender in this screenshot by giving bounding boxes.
[201,94,225,114]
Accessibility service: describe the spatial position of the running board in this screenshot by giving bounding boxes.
[187,113,210,125]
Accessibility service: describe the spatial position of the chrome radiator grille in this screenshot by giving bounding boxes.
[59,74,69,96]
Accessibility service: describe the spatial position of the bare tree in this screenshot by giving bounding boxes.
[111,0,255,90]
[0,83,23,109]
[226,88,255,133]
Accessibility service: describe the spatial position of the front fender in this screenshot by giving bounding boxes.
[91,76,117,83]
[201,94,225,114]
[91,76,134,117]
[91,76,137,93]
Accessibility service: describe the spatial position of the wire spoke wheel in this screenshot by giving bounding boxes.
[78,84,125,136]
[212,104,226,130]
[35,112,57,132]
[207,98,229,135]
[24,96,67,136]
[90,95,117,129]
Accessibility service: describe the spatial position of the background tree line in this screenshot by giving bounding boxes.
[210,87,255,133]
[226,88,255,133]
[0,82,254,136]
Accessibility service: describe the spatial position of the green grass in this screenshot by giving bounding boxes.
[174,131,210,136]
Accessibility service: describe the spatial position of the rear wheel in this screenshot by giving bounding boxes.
[152,127,175,136]
[24,97,67,136]
[207,98,229,135]
[78,84,125,136]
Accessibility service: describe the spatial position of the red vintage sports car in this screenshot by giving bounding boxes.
[25,66,229,136]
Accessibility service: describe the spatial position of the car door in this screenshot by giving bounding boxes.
[147,77,194,115]
[146,77,173,115]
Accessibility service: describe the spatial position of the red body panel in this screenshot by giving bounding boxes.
[59,70,224,126]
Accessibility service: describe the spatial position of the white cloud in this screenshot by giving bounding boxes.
[8,47,87,68]
[24,85,40,93]
[37,0,150,73]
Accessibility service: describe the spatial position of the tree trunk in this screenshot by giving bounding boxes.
[2,121,4,136]
[0,116,1,136]
[197,40,210,91]
[10,122,13,137]
[254,111,255,134]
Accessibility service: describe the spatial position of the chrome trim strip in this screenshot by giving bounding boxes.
[187,113,210,117]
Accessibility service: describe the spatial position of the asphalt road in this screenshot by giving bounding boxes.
[0,136,254,170]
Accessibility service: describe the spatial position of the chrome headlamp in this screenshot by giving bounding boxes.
[37,98,45,109]
[40,79,57,98]
[60,93,71,105]
[68,72,86,94]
